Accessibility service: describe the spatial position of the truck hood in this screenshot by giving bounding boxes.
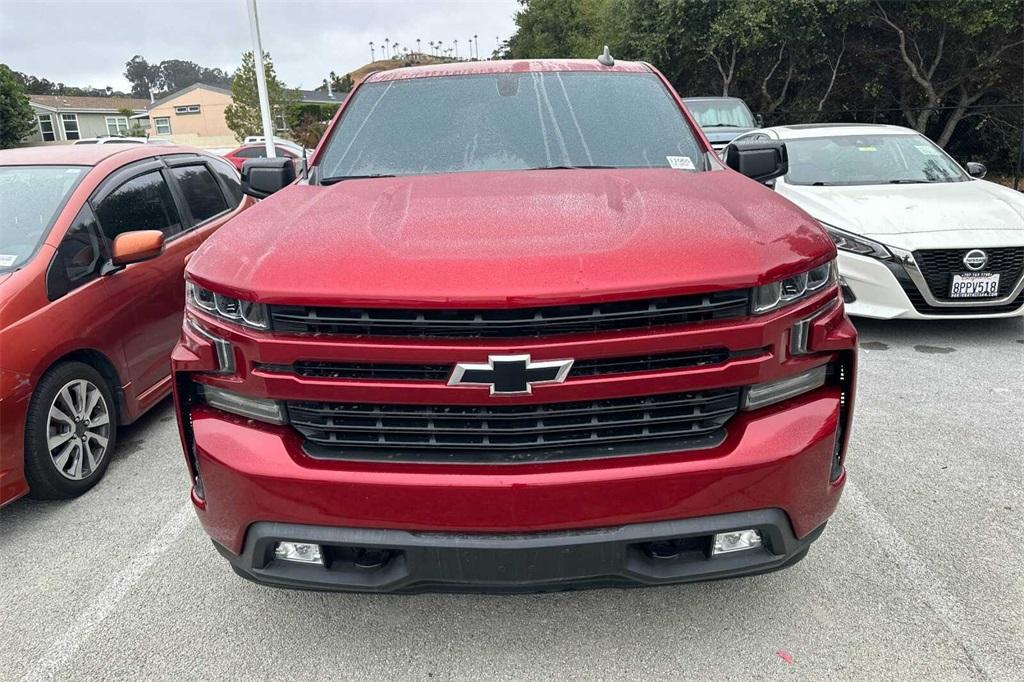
[777,179,1024,249]
[188,168,832,307]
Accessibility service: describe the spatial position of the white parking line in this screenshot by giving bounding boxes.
[844,481,1000,680]
[22,502,194,682]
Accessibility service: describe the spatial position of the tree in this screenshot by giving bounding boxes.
[871,0,1024,146]
[0,64,36,148]
[124,55,233,99]
[224,51,298,142]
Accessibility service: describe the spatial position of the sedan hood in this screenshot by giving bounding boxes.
[188,168,832,307]
[778,179,1024,249]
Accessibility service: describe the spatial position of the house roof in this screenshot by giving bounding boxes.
[28,94,149,113]
[148,83,232,110]
[297,89,346,104]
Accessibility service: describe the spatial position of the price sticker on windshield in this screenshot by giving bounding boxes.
[666,156,696,170]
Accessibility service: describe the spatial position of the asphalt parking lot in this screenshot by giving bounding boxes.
[2,316,1022,681]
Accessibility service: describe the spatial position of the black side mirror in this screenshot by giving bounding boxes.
[724,141,788,184]
[241,157,296,199]
[966,162,987,179]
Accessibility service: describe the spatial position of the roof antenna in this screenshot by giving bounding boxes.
[597,45,614,67]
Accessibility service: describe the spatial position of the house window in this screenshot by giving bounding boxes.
[155,117,172,135]
[61,113,80,140]
[105,116,129,135]
[174,104,201,115]
[38,114,56,141]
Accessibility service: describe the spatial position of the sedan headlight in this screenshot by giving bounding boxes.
[753,260,837,314]
[819,221,891,260]
[186,281,269,330]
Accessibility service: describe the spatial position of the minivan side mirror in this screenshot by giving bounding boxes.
[966,162,987,179]
[111,230,165,266]
[724,141,789,184]
[241,157,296,199]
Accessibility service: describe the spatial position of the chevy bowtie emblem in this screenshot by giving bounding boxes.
[448,354,574,395]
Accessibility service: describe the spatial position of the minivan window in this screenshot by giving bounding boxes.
[169,165,228,223]
[208,157,244,207]
[0,165,88,271]
[318,72,705,179]
[94,170,181,244]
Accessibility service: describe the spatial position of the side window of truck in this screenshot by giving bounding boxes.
[93,171,182,248]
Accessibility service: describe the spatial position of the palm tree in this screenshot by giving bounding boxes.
[369,41,375,61]
[474,34,479,60]
[384,38,390,60]
[454,39,459,59]
[428,41,435,56]
[416,38,421,56]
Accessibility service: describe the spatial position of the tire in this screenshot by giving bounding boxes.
[24,361,118,500]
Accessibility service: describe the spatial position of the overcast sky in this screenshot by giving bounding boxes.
[0,0,520,92]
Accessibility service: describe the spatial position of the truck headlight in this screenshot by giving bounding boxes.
[753,260,836,314]
[187,281,269,330]
[818,221,891,260]
[197,384,286,424]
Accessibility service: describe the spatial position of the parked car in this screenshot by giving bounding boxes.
[242,136,310,157]
[174,57,856,592]
[682,96,762,154]
[72,136,148,145]
[0,144,251,506]
[727,123,1024,319]
[223,143,302,172]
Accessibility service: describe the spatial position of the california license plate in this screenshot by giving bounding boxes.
[950,272,1000,298]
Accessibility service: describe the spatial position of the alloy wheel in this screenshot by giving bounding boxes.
[46,379,111,481]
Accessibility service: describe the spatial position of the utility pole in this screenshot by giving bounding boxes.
[245,0,275,158]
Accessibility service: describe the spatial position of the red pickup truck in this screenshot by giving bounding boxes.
[173,58,856,592]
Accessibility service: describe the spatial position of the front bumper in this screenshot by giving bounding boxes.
[219,509,824,593]
[840,251,1024,320]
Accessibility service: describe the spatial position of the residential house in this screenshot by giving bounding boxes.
[144,83,236,148]
[25,95,149,143]
[143,83,345,148]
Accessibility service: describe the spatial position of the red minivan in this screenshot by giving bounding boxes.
[0,144,251,505]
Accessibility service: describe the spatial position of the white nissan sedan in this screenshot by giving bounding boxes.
[728,124,1024,319]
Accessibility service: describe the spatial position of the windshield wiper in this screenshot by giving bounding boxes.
[525,165,618,171]
[889,179,938,184]
[319,174,395,185]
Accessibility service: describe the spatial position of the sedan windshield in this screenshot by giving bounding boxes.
[317,72,705,180]
[0,165,87,271]
[784,134,967,186]
[684,99,757,128]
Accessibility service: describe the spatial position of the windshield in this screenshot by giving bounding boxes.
[684,99,756,128]
[318,72,705,179]
[0,165,88,271]
[784,134,968,186]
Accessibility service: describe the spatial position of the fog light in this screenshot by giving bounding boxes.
[274,541,323,564]
[712,529,763,555]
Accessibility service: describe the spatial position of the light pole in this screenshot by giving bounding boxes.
[245,0,275,158]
